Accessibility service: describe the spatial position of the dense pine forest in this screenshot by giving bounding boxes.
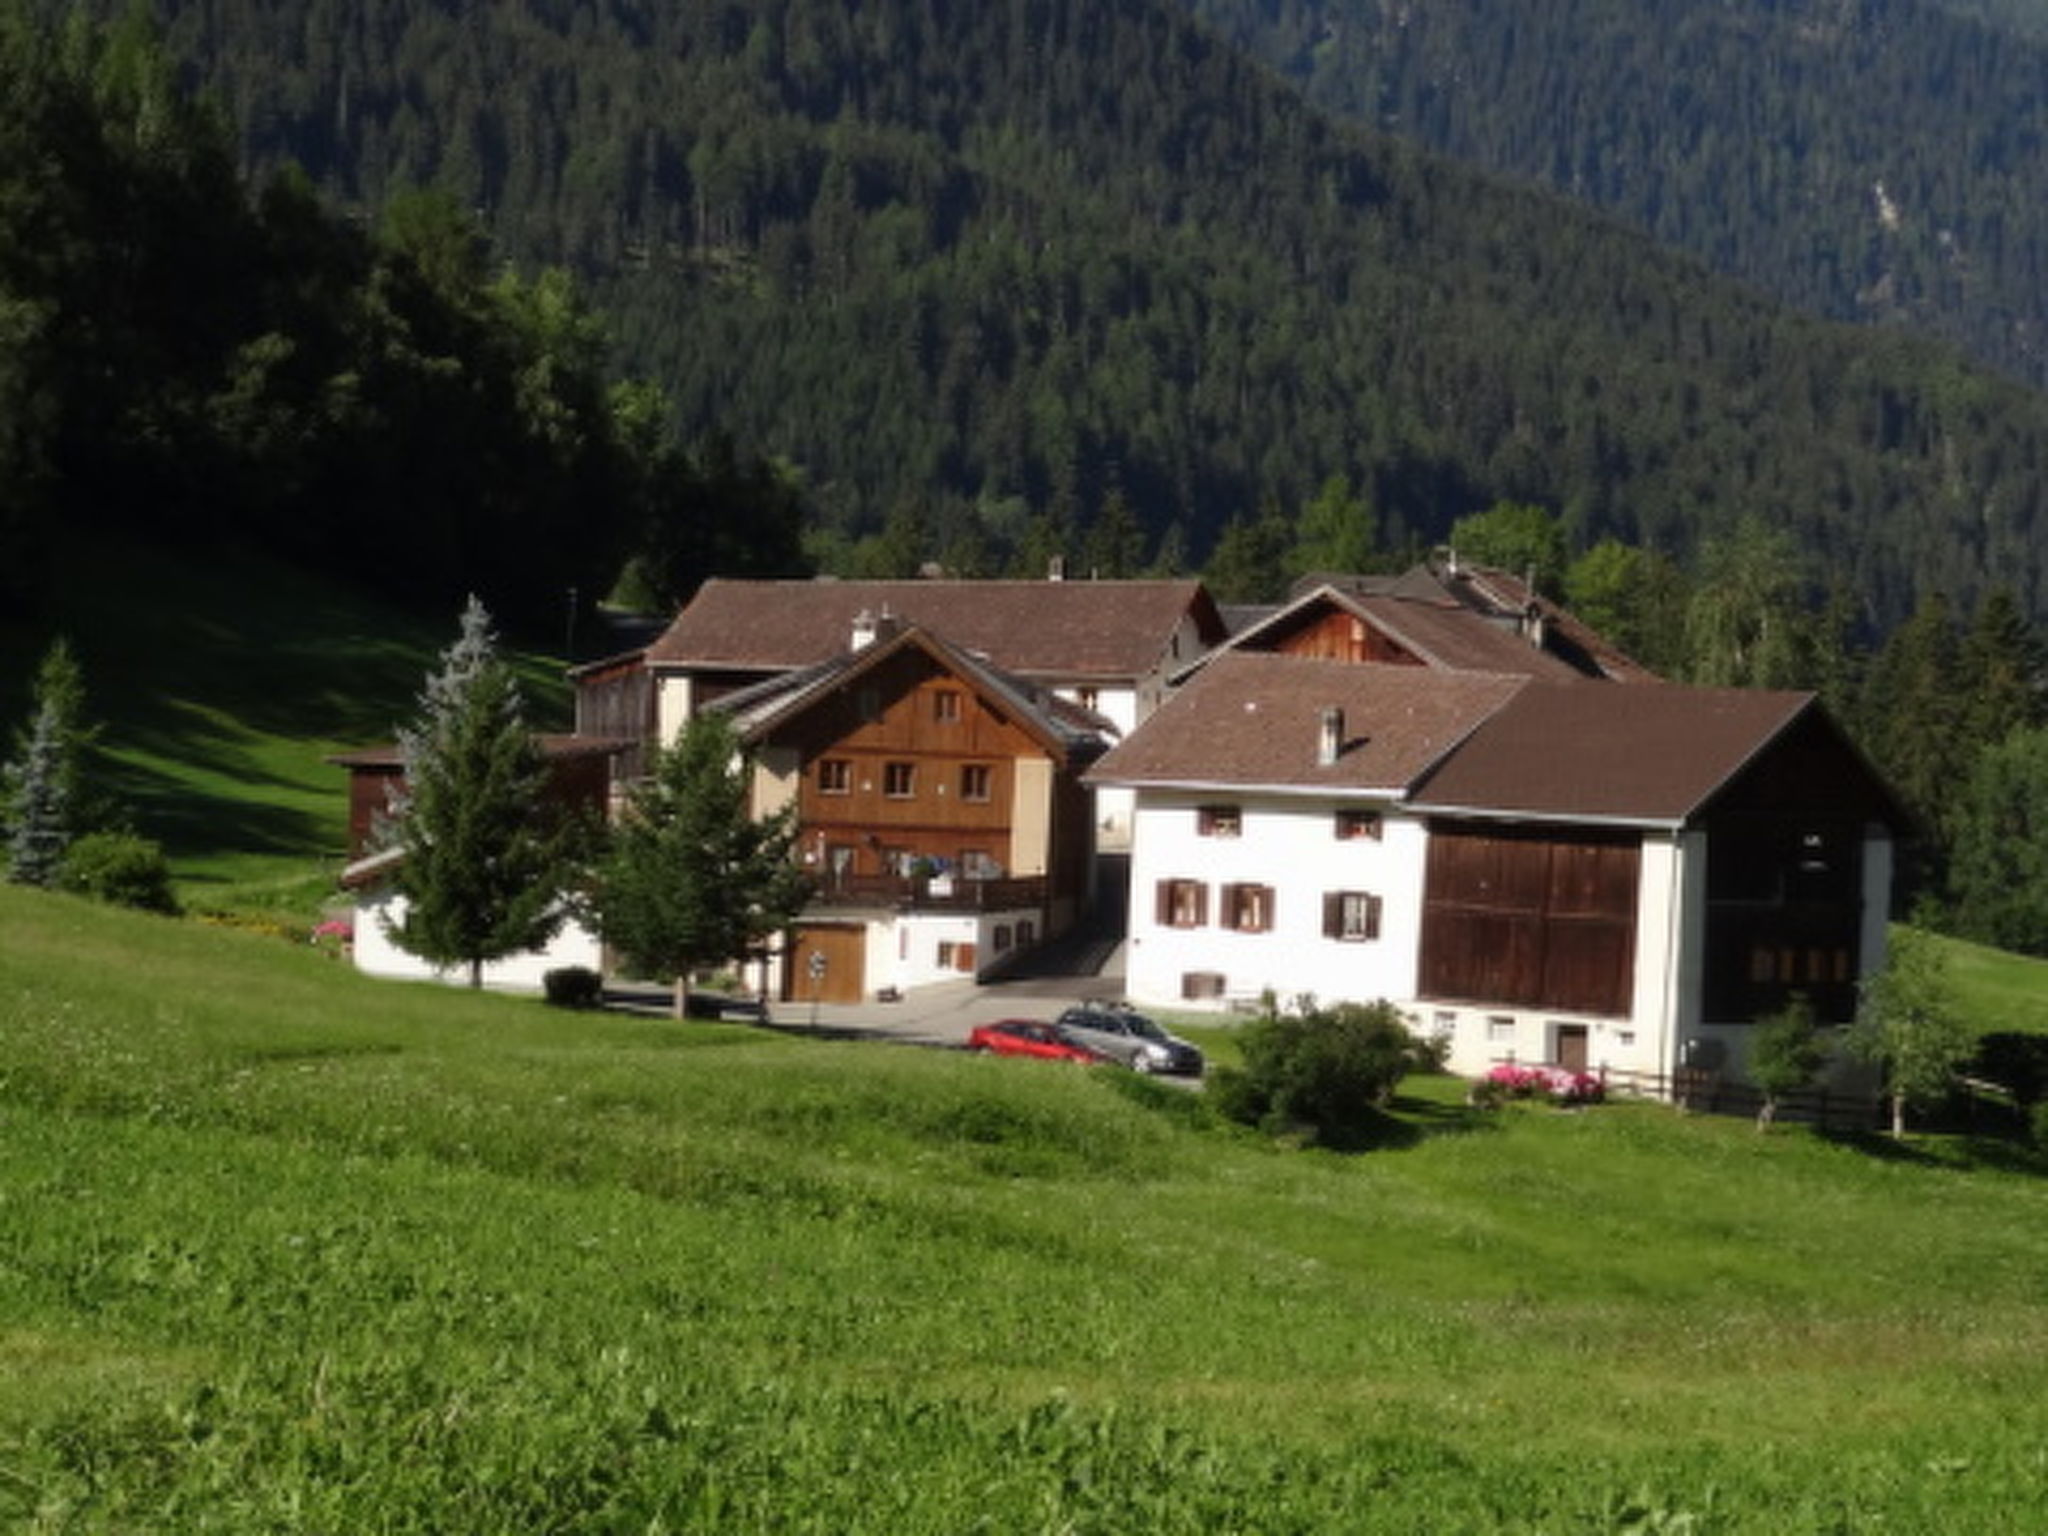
[64,0,2048,634]
[1188,0,2048,391]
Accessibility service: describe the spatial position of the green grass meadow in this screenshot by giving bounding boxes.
[6,887,2048,1530]
[0,536,570,920]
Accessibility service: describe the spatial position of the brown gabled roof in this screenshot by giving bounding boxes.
[717,623,1116,765]
[1183,575,1652,687]
[1442,562,1660,684]
[644,578,1225,681]
[1085,654,1526,794]
[1408,683,1816,825]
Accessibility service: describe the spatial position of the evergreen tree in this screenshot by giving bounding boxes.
[1858,592,1964,899]
[1948,726,2048,958]
[4,693,69,886]
[3,637,97,884]
[384,597,571,988]
[595,711,810,1019]
[1959,586,2045,751]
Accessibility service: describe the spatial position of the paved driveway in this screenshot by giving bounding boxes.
[764,950,1127,1049]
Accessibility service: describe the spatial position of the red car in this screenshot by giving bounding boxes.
[966,1019,1110,1064]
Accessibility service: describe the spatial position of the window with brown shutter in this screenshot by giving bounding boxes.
[1323,890,1382,941]
[1155,878,1208,928]
[1221,883,1273,933]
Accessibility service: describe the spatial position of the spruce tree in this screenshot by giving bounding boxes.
[3,638,95,885]
[384,597,569,987]
[5,694,69,886]
[595,711,811,1019]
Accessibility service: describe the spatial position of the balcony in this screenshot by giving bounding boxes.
[808,871,1050,913]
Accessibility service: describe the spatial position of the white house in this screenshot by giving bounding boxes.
[1089,653,1904,1090]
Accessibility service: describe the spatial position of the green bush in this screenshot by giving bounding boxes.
[1209,998,1412,1148]
[57,831,180,915]
[543,966,603,1009]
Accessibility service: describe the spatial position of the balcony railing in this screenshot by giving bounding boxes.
[809,872,1049,912]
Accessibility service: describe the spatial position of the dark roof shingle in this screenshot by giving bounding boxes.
[1086,655,1526,794]
[645,578,1223,680]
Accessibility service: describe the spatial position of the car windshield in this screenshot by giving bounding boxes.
[1126,1016,1168,1042]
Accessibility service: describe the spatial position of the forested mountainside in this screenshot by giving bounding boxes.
[1185,0,2048,391]
[70,0,2048,626]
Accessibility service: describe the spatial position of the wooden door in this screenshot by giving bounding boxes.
[784,924,866,1004]
[1555,1024,1590,1074]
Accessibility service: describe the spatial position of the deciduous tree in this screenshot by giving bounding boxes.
[1750,992,1825,1132]
[1852,927,1972,1139]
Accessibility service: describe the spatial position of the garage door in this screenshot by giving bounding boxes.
[784,924,866,1004]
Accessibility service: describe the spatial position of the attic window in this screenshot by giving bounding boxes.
[1335,809,1383,841]
[1197,804,1242,838]
[933,689,963,723]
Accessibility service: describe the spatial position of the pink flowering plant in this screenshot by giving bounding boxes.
[1477,1062,1605,1108]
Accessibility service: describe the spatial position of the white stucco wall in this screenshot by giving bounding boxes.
[855,907,1052,995]
[350,887,604,992]
[1119,792,1750,1087]
[1123,792,1424,1013]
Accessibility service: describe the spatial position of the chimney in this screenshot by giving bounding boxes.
[1318,706,1344,767]
[1047,555,1066,582]
[850,608,877,650]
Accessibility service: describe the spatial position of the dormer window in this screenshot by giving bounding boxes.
[1197,804,1242,838]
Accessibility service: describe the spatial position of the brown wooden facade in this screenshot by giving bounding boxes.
[1419,821,1643,1017]
[1698,709,1890,1024]
[1265,607,1422,666]
[760,644,1088,896]
[335,744,618,862]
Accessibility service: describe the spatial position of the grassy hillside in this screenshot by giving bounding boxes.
[0,535,571,918]
[5,885,2047,1529]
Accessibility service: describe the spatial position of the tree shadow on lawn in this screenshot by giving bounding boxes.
[1815,1124,2048,1176]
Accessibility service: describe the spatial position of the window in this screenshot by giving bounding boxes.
[1323,890,1383,942]
[993,924,1013,952]
[937,940,955,968]
[1221,882,1274,933]
[1075,687,1099,712]
[1486,1015,1516,1044]
[1197,804,1242,837]
[959,849,1001,879]
[1335,809,1383,841]
[1181,971,1227,1000]
[883,761,916,798]
[933,689,963,723]
[1155,878,1208,929]
[960,764,992,802]
[818,758,851,795]
[1017,919,1036,947]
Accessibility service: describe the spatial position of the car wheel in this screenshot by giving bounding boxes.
[1129,1053,1155,1074]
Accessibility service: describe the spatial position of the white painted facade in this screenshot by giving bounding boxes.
[1121,793,1894,1088]
[348,885,604,993]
